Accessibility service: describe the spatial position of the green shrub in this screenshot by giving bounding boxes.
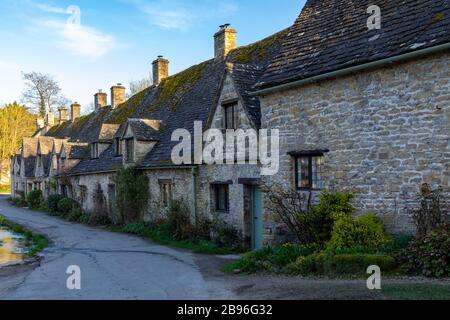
[192,216,212,241]
[398,224,450,278]
[37,200,49,212]
[299,191,355,245]
[67,207,84,222]
[211,221,242,251]
[224,244,321,274]
[383,234,413,254]
[326,213,391,252]
[167,200,192,241]
[47,195,65,212]
[57,198,76,214]
[116,167,149,224]
[26,190,44,210]
[287,253,326,275]
[79,213,90,224]
[123,223,150,235]
[270,243,321,266]
[12,197,28,207]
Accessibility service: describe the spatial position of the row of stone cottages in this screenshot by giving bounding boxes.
[11,0,450,248]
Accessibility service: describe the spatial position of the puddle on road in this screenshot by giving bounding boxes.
[0,228,28,266]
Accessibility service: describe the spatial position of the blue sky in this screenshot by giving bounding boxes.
[0,0,305,114]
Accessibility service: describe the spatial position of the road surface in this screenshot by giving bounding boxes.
[0,195,233,300]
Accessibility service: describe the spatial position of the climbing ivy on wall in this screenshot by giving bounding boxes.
[116,167,149,224]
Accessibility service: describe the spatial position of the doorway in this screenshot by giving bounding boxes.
[243,184,264,250]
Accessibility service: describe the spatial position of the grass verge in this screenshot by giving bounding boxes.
[0,215,49,258]
[382,284,450,300]
[107,224,241,255]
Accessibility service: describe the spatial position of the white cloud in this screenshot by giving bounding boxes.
[38,20,117,59]
[30,2,118,59]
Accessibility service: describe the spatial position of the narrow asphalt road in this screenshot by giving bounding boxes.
[0,195,234,300]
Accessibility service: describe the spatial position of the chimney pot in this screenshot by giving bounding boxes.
[214,24,236,60]
[152,56,169,86]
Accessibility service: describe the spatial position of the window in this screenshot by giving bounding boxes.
[213,184,229,212]
[160,182,173,208]
[125,139,134,162]
[295,154,325,190]
[115,138,122,156]
[223,103,236,129]
[91,143,99,159]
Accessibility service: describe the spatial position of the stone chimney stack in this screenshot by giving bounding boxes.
[111,84,126,109]
[36,117,45,131]
[58,107,69,124]
[46,111,55,127]
[152,56,169,85]
[214,24,236,60]
[71,102,81,122]
[94,90,108,110]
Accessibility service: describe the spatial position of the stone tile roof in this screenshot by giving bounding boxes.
[127,119,161,141]
[69,145,122,175]
[98,124,120,142]
[37,137,54,155]
[257,0,450,89]
[228,63,265,128]
[62,142,89,160]
[22,138,38,178]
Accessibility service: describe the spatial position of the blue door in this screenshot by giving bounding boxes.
[252,187,264,250]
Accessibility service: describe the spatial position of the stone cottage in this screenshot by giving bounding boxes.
[10,0,450,248]
[254,0,450,241]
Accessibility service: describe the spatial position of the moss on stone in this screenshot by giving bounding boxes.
[109,89,148,124]
[46,121,71,136]
[150,61,208,112]
[229,29,289,64]
[71,115,91,133]
[433,12,446,23]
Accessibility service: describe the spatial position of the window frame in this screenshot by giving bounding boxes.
[294,153,325,191]
[91,143,99,159]
[160,182,173,208]
[125,138,134,162]
[223,102,237,130]
[213,184,230,212]
[115,138,122,157]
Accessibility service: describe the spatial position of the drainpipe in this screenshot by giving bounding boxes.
[252,42,450,96]
[191,166,199,225]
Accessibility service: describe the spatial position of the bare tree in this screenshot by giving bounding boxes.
[129,77,152,97]
[261,182,314,243]
[22,71,68,117]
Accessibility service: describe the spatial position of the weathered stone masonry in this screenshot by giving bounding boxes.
[260,51,450,238]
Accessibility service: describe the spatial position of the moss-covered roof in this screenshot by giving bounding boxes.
[229,29,290,64]
[45,27,288,173]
